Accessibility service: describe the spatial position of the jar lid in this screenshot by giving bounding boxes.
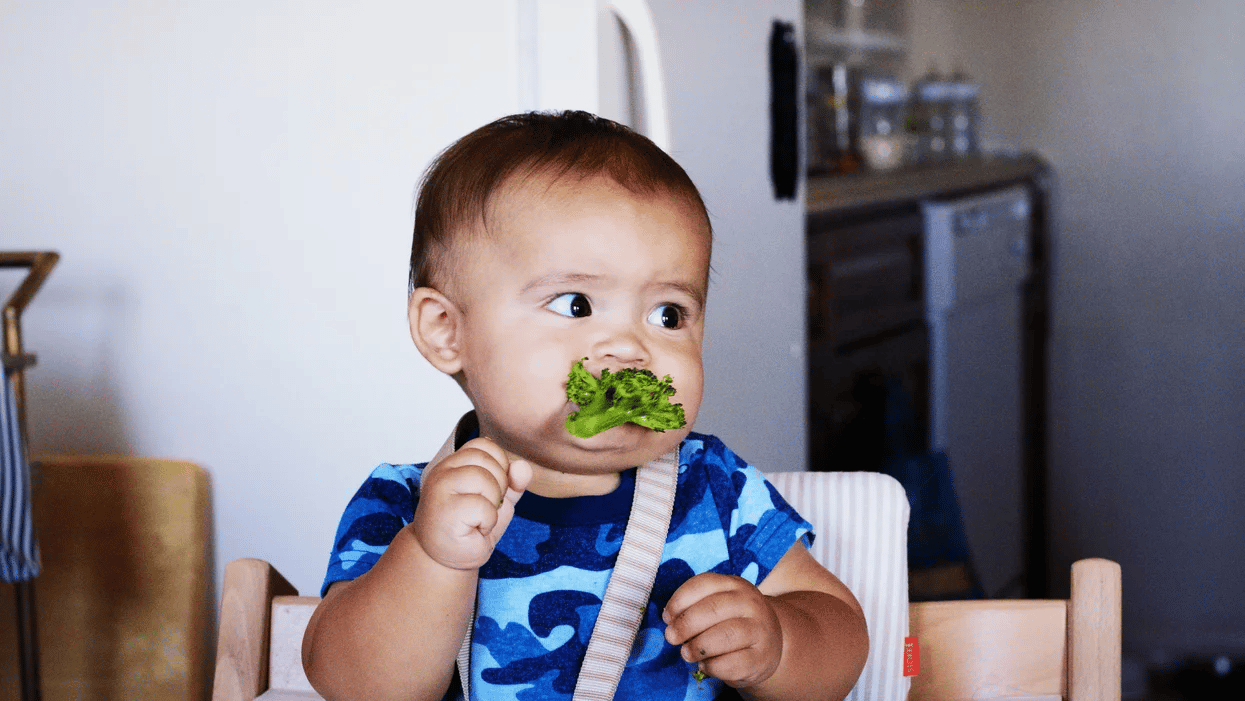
[917,81,955,102]
[949,80,982,100]
[860,78,907,105]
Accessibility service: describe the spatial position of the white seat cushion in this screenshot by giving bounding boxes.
[765,470,911,701]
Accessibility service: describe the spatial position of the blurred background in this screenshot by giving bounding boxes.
[2,1,1242,699]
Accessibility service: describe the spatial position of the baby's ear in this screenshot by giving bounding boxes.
[408,287,464,375]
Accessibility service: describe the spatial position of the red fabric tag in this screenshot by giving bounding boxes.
[903,636,920,676]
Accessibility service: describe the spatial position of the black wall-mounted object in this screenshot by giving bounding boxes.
[770,20,799,200]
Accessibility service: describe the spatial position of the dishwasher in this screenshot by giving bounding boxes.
[922,186,1032,597]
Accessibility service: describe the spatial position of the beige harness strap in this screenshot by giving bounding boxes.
[438,414,680,701]
[571,448,679,701]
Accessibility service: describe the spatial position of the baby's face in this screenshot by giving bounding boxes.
[446,174,710,494]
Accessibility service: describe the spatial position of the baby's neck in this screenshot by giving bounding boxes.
[524,464,623,499]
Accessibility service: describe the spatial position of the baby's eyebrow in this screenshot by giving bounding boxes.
[655,281,708,308]
[521,272,707,307]
[521,272,602,294]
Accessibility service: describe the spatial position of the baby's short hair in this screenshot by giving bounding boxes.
[409,110,710,291]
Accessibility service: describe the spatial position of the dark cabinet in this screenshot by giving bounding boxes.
[804,155,1053,598]
[807,206,929,473]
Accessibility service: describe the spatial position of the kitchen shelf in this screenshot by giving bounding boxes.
[806,153,1049,216]
[804,2,909,69]
[806,24,907,58]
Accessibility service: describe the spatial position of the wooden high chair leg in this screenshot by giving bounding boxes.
[1068,558,1122,701]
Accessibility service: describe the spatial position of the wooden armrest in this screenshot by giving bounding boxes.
[212,559,297,701]
[908,599,1068,700]
[908,558,1122,701]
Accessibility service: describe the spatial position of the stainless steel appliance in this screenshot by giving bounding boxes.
[923,186,1032,597]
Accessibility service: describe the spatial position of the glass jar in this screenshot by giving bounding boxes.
[912,70,953,164]
[946,70,982,157]
[806,64,858,174]
[856,76,908,171]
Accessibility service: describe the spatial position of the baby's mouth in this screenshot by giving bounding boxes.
[563,357,685,439]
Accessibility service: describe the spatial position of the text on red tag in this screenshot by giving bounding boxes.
[903,636,920,676]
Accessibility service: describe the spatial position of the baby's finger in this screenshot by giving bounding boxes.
[664,587,756,647]
[505,457,532,497]
[662,574,745,640]
[698,638,776,688]
[449,491,503,539]
[455,438,513,489]
[459,436,507,462]
[679,616,755,664]
[664,572,737,617]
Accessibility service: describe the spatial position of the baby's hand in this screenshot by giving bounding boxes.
[662,573,783,689]
[411,437,531,570]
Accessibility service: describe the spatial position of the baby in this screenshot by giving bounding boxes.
[302,111,868,701]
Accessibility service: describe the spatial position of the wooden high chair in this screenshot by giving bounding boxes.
[907,558,1121,701]
[767,470,1122,701]
[213,471,1121,701]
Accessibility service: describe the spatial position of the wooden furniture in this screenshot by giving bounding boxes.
[212,559,313,701]
[0,456,213,701]
[214,557,1119,701]
[212,471,1120,701]
[909,558,1122,701]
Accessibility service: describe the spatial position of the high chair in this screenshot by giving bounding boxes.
[768,471,1121,701]
[212,471,1121,701]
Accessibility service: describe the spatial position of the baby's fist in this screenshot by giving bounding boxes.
[662,573,783,689]
[411,438,531,570]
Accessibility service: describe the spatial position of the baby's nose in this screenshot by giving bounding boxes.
[591,326,650,369]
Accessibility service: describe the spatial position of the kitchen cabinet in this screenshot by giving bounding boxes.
[806,153,1053,598]
[807,205,927,475]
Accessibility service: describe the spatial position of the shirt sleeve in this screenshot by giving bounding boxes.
[734,461,815,583]
[687,434,814,586]
[321,462,425,597]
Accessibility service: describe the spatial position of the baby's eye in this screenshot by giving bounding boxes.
[547,292,592,318]
[647,304,684,329]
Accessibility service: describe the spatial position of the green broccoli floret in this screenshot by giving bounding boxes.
[565,357,686,439]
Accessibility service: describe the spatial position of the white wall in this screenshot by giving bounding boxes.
[1,1,521,597]
[2,0,810,610]
[909,0,1245,665]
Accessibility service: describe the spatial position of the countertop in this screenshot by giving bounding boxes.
[806,153,1049,216]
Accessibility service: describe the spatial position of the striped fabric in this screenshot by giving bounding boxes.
[572,448,679,701]
[764,471,911,701]
[1,370,40,582]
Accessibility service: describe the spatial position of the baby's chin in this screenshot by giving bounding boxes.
[491,406,692,475]
[563,421,689,464]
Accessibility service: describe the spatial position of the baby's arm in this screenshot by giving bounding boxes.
[302,439,531,701]
[663,542,868,701]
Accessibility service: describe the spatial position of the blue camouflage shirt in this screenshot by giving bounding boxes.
[322,432,814,701]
